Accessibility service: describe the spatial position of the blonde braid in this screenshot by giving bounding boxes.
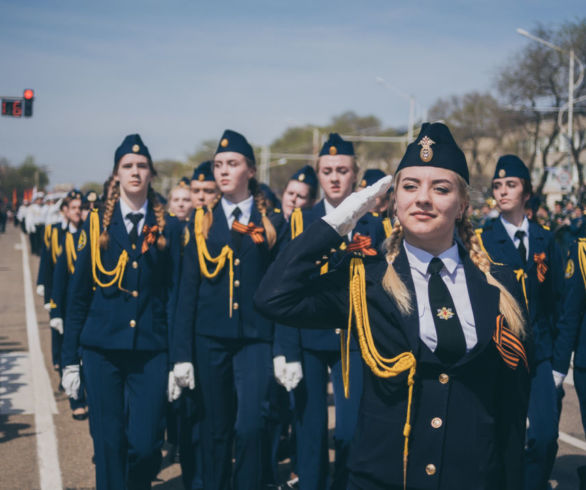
[202,194,222,239]
[381,221,412,315]
[99,180,119,249]
[147,186,167,250]
[458,214,526,339]
[250,178,277,249]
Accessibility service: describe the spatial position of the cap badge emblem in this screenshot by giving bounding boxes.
[498,169,506,178]
[198,173,205,181]
[418,136,435,163]
[360,179,367,187]
[298,173,305,182]
[132,144,140,153]
[329,146,338,155]
[220,138,229,148]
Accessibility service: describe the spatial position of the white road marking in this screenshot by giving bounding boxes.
[21,232,62,490]
[559,431,586,452]
[0,353,34,415]
[565,367,574,387]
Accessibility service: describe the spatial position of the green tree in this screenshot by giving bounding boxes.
[0,155,49,201]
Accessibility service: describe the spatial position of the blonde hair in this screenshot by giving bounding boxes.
[201,159,277,249]
[99,179,167,251]
[381,171,526,339]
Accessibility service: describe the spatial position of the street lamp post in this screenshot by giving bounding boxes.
[375,77,416,142]
[516,28,585,154]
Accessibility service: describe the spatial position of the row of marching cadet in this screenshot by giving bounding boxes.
[22,125,586,490]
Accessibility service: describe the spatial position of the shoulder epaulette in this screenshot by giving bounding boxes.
[273,208,281,213]
[542,224,550,231]
[371,212,379,217]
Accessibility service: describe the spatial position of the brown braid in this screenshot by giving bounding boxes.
[381,221,412,315]
[249,178,277,249]
[147,186,167,250]
[458,212,526,338]
[99,179,120,249]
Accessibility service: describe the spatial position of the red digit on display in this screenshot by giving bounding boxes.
[14,101,22,117]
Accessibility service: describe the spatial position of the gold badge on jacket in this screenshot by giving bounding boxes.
[565,258,575,279]
[77,230,87,251]
[436,307,454,320]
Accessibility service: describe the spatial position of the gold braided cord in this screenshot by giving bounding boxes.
[290,208,304,239]
[89,209,129,290]
[514,268,529,309]
[65,232,77,274]
[474,228,502,265]
[51,227,63,264]
[382,217,393,238]
[343,257,416,490]
[44,224,52,248]
[578,239,586,287]
[193,208,234,318]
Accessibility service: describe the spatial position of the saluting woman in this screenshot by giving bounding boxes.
[61,134,182,490]
[170,130,285,490]
[255,123,532,490]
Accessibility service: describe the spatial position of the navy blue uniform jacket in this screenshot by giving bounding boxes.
[480,218,564,368]
[50,228,81,321]
[255,219,531,490]
[62,203,182,366]
[171,204,286,364]
[274,200,387,360]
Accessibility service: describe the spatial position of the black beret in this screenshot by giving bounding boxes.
[358,169,386,188]
[319,133,354,157]
[396,122,469,183]
[114,134,155,174]
[290,165,318,190]
[192,160,215,182]
[215,129,255,165]
[493,154,530,182]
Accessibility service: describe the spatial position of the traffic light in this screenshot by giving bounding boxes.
[23,89,34,117]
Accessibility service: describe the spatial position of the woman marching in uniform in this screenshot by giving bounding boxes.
[170,130,286,490]
[61,134,182,490]
[49,189,88,420]
[479,155,565,490]
[256,122,531,490]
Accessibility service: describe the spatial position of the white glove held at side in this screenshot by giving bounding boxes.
[553,370,565,389]
[50,318,64,335]
[168,371,182,402]
[322,175,393,236]
[273,356,287,388]
[285,361,303,392]
[173,362,195,390]
[36,284,45,297]
[62,365,81,400]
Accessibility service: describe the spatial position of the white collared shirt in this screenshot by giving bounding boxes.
[221,195,254,228]
[500,215,530,261]
[119,198,148,236]
[403,240,477,353]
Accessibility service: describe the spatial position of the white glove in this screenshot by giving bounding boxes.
[173,362,195,390]
[553,370,565,389]
[62,365,81,400]
[323,175,393,236]
[36,284,45,297]
[49,318,64,335]
[168,371,182,402]
[285,361,303,392]
[43,303,52,311]
[273,356,288,388]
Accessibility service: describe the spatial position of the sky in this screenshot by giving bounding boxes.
[0,0,584,187]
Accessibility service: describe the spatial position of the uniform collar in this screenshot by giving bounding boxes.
[500,214,529,242]
[119,197,148,219]
[323,198,337,215]
[403,239,460,276]
[221,194,254,223]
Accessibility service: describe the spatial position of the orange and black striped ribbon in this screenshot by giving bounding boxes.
[346,233,377,256]
[534,252,548,283]
[232,221,265,244]
[141,225,159,253]
[493,314,528,370]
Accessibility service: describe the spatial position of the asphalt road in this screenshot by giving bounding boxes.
[1,223,584,489]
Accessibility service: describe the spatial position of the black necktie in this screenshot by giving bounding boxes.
[127,212,144,246]
[231,207,243,251]
[427,258,466,364]
[515,230,526,266]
